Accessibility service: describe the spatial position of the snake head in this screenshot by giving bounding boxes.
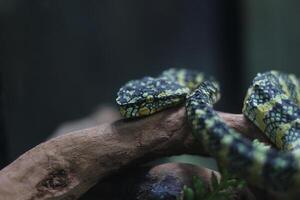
[116,76,190,118]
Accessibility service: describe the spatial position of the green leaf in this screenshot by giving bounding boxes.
[237,180,247,189]
[211,172,219,190]
[183,186,195,200]
[181,169,247,200]
[192,176,205,198]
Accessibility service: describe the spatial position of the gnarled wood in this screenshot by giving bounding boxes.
[0,107,268,200]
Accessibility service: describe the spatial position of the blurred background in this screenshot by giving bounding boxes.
[1,0,300,168]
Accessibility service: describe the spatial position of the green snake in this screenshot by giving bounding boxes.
[116,69,300,194]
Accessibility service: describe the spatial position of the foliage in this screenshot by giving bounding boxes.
[179,170,246,200]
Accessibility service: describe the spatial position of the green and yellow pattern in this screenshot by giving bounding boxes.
[116,69,300,194]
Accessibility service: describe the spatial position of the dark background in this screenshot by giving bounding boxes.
[1,0,300,168]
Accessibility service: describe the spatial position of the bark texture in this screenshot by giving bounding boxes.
[0,106,268,200]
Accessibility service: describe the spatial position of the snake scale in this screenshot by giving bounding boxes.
[116,68,300,194]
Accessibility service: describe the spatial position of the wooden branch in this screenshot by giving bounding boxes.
[0,106,269,200]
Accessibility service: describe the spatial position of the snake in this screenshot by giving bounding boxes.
[116,68,300,194]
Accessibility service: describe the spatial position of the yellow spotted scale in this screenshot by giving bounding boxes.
[116,68,300,195]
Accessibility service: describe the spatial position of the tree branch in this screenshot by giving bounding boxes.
[0,106,269,200]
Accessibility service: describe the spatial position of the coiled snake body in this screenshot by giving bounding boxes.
[116,69,300,194]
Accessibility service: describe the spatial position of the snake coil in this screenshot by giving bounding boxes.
[116,69,300,194]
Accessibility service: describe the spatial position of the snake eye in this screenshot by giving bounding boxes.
[146,95,154,103]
